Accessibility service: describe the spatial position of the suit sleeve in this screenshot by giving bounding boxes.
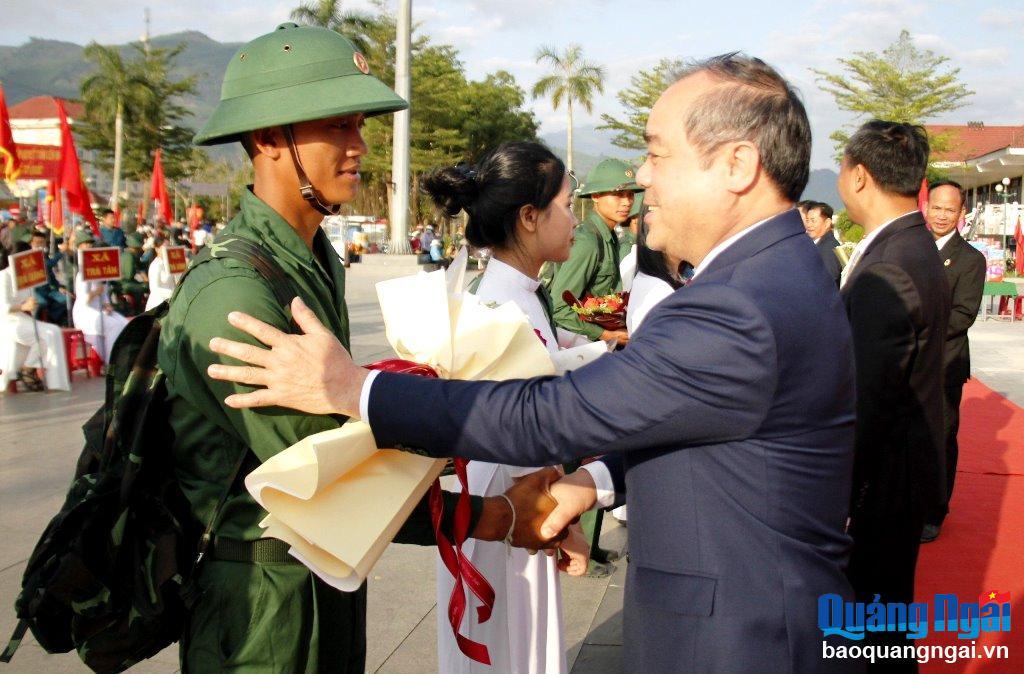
[947,251,985,339]
[368,283,778,466]
[548,232,605,340]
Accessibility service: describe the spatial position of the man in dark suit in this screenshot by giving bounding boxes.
[805,202,842,286]
[206,54,861,673]
[921,180,986,543]
[837,121,950,669]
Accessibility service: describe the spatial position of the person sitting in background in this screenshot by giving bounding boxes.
[145,234,181,310]
[1,241,71,392]
[29,229,69,327]
[72,232,130,363]
[112,234,149,315]
[98,208,127,249]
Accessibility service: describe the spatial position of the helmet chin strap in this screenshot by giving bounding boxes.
[282,124,341,217]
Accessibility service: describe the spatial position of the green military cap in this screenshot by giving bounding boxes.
[194,22,409,146]
[75,230,97,245]
[578,158,642,196]
[126,233,144,248]
[628,191,645,218]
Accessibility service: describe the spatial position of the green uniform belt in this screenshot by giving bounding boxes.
[211,537,302,564]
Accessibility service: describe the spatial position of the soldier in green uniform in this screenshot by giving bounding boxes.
[112,233,147,314]
[549,158,640,345]
[546,159,641,576]
[617,191,643,262]
[159,23,550,673]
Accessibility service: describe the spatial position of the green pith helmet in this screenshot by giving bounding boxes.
[628,191,645,218]
[577,158,642,196]
[194,23,408,146]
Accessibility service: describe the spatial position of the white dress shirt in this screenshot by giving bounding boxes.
[839,210,918,288]
[935,231,955,251]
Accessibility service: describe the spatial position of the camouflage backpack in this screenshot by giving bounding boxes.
[0,238,295,673]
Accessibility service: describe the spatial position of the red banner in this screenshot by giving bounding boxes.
[164,246,188,275]
[79,247,122,282]
[13,144,61,181]
[11,249,47,291]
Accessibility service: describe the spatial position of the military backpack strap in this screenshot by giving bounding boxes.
[185,237,297,308]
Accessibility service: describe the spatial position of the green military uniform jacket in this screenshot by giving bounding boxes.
[159,188,476,543]
[549,211,621,340]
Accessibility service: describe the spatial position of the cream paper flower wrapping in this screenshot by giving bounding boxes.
[245,250,607,591]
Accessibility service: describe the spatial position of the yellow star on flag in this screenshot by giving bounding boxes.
[989,592,997,600]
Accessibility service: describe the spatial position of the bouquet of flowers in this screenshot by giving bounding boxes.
[564,290,629,331]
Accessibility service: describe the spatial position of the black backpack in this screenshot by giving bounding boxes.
[1,237,296,673]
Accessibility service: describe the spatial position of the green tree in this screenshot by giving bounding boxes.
[598,58,681,151]
[462,71,539,162]
[532,44,605,173]
[290,0,378,54]
[812,30,973,157]
[79,41,200,200]
[79,43,154,208]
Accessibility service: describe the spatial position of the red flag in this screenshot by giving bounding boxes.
[149,148,172,224]
[55,97,99,235]
[0,82,20,181]
[47,180,64,235]
[917,177,929,217]
[979,590,1011,605]
[1015,216,1024,275]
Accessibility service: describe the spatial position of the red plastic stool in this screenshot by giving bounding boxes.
[62,328,93,381]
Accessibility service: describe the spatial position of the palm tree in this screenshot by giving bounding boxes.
[290,0,377,54]
[80,43,156,209]
[532,44,606,174]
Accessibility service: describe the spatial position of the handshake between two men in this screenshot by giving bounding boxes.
[206,296,607,561]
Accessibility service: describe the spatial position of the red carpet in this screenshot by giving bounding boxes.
[917,378,1024,672]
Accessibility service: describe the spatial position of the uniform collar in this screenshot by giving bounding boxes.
[585,211,618,245]
[486,256,541,293]
[235,187,322,273]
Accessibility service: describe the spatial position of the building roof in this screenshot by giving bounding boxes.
[926,124,1024,163]
[8,96,85,120]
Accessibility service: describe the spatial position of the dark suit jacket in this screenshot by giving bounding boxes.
[840,211,950,525]
[938,231,985,387]
[370,210,860,672]
[816,232,842,286]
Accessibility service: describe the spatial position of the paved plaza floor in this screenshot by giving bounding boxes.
[0,261,1020,672]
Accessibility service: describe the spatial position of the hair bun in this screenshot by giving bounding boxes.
[422,164,479,217]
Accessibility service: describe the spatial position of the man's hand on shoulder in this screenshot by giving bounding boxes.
[208,296,364,416]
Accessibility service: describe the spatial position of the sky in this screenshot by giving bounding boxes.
[4,0,1023,170]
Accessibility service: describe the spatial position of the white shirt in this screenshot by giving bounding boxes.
[839,210,918,288]
[935,231,955,251]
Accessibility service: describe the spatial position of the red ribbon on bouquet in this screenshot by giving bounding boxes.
[365,358,495,665]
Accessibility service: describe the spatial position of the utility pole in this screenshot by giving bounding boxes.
[142,8,151,54]
[388,0,412,255]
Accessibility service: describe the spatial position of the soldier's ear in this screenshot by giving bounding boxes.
[251,128,283,160]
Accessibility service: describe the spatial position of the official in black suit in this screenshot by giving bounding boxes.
[805,202,842,286]
[921,180,986,542]
[838,121,950,671]
[207,55,863,673]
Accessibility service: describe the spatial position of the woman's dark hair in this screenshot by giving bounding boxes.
[421,141,566,249]
[152,234,167,249]
[635,211,684,290]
